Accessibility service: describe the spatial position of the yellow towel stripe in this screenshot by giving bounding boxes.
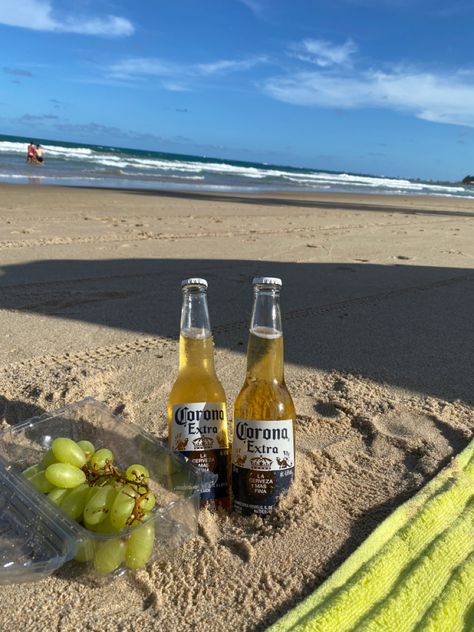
[417,550,474,632]
[359,499,474,631]
[268,440,474,632]
[293,477,473,632]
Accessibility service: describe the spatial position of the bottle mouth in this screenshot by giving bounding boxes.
[252,276,282,287]
[181,277,208,289]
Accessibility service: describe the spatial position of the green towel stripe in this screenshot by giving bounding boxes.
[267,440,474,632]
[417,550,474,632]
[358,498,474,631]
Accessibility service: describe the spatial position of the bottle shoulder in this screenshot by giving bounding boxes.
[234,378,295,421]
[168,371,226,405]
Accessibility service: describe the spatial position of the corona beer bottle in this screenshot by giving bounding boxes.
[232,277,295,516]
[168,278,229,510]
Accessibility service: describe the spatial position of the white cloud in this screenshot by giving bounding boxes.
[108,55,268,85]
[162,81,191,92]
[263,67,474,127]
[291,38,357,67]
[109,58,181,79]
[238,0,265,17]
[195,56,268,75]
[0,0,134,36]
[59,16,133,37]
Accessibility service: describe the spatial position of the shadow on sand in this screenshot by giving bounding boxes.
[1,257,473,404]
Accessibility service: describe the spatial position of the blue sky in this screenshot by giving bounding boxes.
[0,0,473,180]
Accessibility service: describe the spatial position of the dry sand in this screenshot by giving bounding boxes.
[0,184,473,631]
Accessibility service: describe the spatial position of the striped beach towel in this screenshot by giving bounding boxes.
[269,439,474,632]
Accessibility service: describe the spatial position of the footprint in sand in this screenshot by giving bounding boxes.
[371,410,451,454]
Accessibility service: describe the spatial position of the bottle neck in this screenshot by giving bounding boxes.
[178,334,216,373]
[246,287,284,382]
[179,286,215,373]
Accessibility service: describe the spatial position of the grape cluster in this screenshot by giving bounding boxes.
[22,437,155,574]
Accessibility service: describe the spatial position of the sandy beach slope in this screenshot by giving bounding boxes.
[0,184,473,631]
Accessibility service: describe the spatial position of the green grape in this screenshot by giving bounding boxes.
[75,539,95,562]
[60,483,90,520]
[30,470,55,493]
[110,485,137,530]
[77,440,95,460]
[84,485,98,504]
[51,437,86,468]
[89,448,114,471]
[22,463,44,480]
[111,478,126,491]
[93,538,126,574]
[90,514,118,534]
[138,491,156,512]
[83,485,116,526]
[42,448,57,468]
[82,517,101,532]
[125,463,149,484]
[130,511,151,526]
[48,487,69,505]
[125,522,155,570]
[45,462,86,488]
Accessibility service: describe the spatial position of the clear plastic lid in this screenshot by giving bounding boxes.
[0,399,202,584]
[0,466,77,584]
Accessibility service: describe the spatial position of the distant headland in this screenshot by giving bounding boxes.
[462,175,474,185]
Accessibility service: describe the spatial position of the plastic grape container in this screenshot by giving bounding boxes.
[0,398,202,584]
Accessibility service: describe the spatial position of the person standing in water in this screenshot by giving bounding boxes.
[35,144,44,163]
[26,142,36,163]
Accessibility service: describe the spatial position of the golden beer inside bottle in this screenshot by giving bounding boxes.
[168,334,228,409]
[234,328,295,422]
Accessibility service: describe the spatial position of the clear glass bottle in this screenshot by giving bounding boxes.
[232,277,296,516]
[168,278,229,510]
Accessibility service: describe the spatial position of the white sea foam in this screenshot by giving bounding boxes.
[282,172,467,194]
[0,173,100,181]
[0,139,471,198]
[0,140,94,159]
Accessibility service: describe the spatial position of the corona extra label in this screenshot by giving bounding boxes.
[171,402,228,502]
[232,418,294,513]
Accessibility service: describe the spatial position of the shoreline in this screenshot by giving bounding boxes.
[1,181,474,214]
[1,183,473,631]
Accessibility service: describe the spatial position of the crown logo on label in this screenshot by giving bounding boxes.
[250,456,273,470]
[193,437,214,450]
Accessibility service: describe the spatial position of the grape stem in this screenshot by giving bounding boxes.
[82,460,150,526]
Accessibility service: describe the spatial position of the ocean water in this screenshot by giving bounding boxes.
[0,133,472,198]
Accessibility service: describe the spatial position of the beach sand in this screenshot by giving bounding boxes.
[1,184,473,631]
